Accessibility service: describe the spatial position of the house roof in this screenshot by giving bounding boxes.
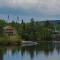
[3,26,13,30]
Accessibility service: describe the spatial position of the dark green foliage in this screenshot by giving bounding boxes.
[0,25,4,36]
[0,19,7,27]
[0,19,7,36]
[0,19,54,41]
[19,19,53,41]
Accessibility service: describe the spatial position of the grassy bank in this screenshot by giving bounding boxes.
[0,35,22,45]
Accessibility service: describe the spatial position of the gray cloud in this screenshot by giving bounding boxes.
[0,0,60,18]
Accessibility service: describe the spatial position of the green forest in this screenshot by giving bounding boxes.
[0,18,60,44]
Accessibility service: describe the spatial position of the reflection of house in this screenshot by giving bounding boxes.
[4,26,16,35]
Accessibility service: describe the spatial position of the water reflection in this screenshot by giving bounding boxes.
[0,42,60,60]
[0,46,6,60]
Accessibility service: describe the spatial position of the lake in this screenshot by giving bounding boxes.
[0,42,60,60]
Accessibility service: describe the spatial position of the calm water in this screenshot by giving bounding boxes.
[0,42,60,60]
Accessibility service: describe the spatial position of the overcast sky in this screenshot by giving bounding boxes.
[0,0,60,21]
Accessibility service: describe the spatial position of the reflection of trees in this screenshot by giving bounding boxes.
[55,43,60,55]
[0,52,3,60]
[0,43,59,60]
[0,46,7,60]
[11,46,36,59]
[21,46,36,59]
[11,42,55,59]
[7,43,60,60]
[12,46,21,55]
[1,43,60,60]
[35,42,54,56]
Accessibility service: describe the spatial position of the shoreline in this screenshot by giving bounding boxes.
[0,40,59,45]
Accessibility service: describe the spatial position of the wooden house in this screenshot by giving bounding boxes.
[3,26,16,36]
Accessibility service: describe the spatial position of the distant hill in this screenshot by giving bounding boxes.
[40,20,60,24]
